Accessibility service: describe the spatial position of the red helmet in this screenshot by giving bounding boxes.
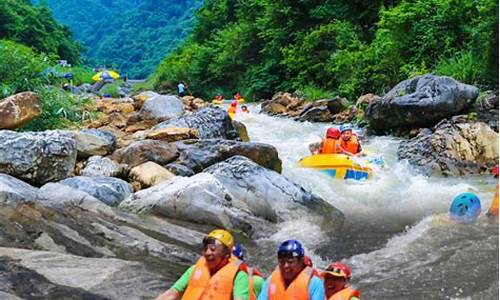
[326,127,341,139]
[231,100,237,107]
[324,262,352,280]
[491,165,499,178]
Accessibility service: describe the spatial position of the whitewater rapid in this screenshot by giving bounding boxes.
[234,106,498,299]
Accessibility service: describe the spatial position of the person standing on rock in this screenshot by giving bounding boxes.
[155,229,249,300]
[178,81,187,97]
[322,262,360,300]
[257,239,324,300]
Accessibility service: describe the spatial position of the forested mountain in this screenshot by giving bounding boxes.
[35,0,202,78]
[153,0,498,100]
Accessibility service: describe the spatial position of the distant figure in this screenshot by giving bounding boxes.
[228,100,238,119]
[241,105,250,113]
[487,165,499,220]
[234,92,243,101]
[178,81,187,97]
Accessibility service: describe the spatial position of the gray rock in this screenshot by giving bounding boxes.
[296,105,333,122]
[153,107,239,140]
[0,173,38,205]
[80,155,124,177]
[59,176,132,206]
[37,182,110,211]
[139,94,184,120]
[366,74,479,131]
[0,130,77,185]
[475,91,498,132]
[174,139,282,173]
[165,163,195,177]
[74,129,117,158]
[111,139,179,168]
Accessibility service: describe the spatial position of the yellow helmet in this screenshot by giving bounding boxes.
[206,229,234,250]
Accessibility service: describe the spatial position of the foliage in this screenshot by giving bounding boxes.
[294,86,335,102]
[153,0,498,101]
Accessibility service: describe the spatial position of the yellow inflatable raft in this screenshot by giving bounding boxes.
[298,154,373,180]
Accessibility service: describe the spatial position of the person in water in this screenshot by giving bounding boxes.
[234,92,243,101]
[214,94,224,101]
[257,239,324,300]
[228,100,238,119]
[337,125,362,156]
[233,244,265,300]
[487,165,499,220]
[322,262,360,300]
[155,229,249,300]
[241,105,250,113]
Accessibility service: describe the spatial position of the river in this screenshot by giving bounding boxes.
[234,105,499,299]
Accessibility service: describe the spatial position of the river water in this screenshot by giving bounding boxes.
[234,106,498,299]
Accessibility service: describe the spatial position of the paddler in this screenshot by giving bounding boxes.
[487,165,499,220]
[228,100,238,119]
[322,262,360,300]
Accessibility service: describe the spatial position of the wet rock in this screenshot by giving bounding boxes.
[58,176,132,206]
[0,174,38,205]
[366,74,479,132]
[74,129,117,158]
[205,156,343,230]
[261,102,288,115]
[79,156,125,178]
[296,105,332,122]
[0,130,77,185]
[233,120,250,142]
[110,140,179,168]
[129,162,175,187]
[174,139,282,173]
[147,127,199,142]
[0,91,41,129]
[398,116,499,176]
[153,107,239,140]
[139,94,184,120]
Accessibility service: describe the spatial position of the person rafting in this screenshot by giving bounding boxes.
[233,244,265,300]
[257,239,324,300]
[155,229,249,300]
[241,105,250,113]
[309,127,341,154]
[322,262,360,300]
[234,92,244,102]
[228,100,238,119]
[487,165,499,220]
[337,125,362,156]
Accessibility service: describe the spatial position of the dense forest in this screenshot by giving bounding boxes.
[153,0,499,101]
[35,0,202,78]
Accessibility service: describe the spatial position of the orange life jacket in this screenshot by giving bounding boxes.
[328,286,361,300]
[268,266,314,300]
[227,107,237,114]
[320,138,340,154]
[488,184,499,218]
[182,257,243,300]
[337,136,360,155]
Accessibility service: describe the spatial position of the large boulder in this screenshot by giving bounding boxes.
[37,182,109,210]
[174,139,282,173]
[0,174,38,205]
[74,129,117,158]
[146,127,199,142]
[129,162,175,188]
[153,107,239,140]
[474,91,498,132]
[79,156,125,178]
[0,92,42,129]
[58,176,132,206]
[397,116,499,176]
[366,74,479,132]
[0,130,77,185]
[139,94,184,120]
[110,140,179,168]
[205,156,343,230]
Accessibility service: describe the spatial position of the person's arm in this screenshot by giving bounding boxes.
[155,265,194,300]
[233,270,249,300]
[308,276,325,300]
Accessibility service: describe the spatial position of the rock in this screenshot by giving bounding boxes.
[111,140,179,168]
[80,156,124,177]
[205,156,343,230]
[147,127,199,142]
[398,116,499,176]
[58,176,132,206]
[129,162,175,188]
[94,98,135,115]
[37,182,110,211]
[296,105,333,122]
[356,93,381,110]
[164,163,195,177]
[120,173,272,236]
[0,174,38,205]
[0,130,77,185]
[0,92,42,129]
[366,74,479,132]
[139,94,184,120]
[261,102,288,115]
[233,120,250,142]
[475,91,498,132]
[153,107,239,140]
[124,119,161,133]
[74,129,117,158]
[133,91,159,108]
[174,139,282,173]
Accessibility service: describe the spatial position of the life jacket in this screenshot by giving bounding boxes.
[182,257,243,300]
[247,267,260,300]
[487,184,499,218]
[268,266,314,300]
[337,136,360,155]
[328,286,361,300]
[320,138,340,154]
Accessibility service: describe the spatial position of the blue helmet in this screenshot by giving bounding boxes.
[277,239,304,257]
[339,124,352,133]
[232,244,245,260]
[449,192,481,223]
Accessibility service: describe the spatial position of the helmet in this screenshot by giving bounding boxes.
[232,244,245,260]
[231,100,237,107]
[326,127,341,139]
[491,165,499,178]
[277,239,304,257]
[449,192,481,223]
[339,124,352,133]
[304,256,313,267]
[324,262,352,280]
[205,229,234,250]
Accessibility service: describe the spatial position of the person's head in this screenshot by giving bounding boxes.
[231,100,238,107]
[340,124,353,141]
[241,105,248,111]
[322,262,352,298]
[491,165,499,179]
[215,94,223,100]
[326,127,341,139]
[232,244,245,261]
[277,240,305,284]
[202,229,234,273]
